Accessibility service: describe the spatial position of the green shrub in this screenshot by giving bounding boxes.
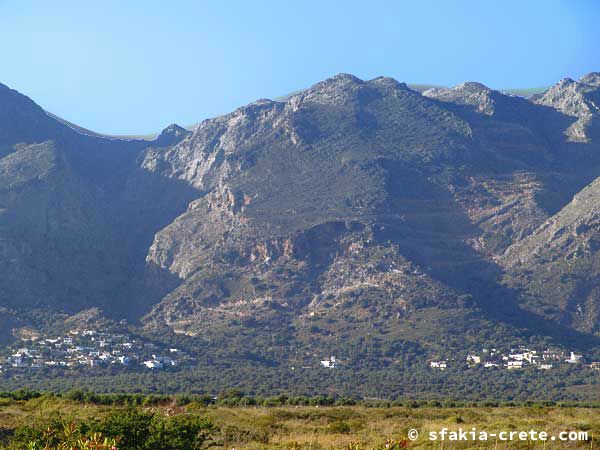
[329,421,352,434]
[145,415,214,450]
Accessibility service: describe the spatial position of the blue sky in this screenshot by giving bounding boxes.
[1,0,599,134]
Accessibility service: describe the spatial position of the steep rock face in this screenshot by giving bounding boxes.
[0,139,109,309]
[0,86,111,310]
[502,176,600,334]
[0,86,195,316]
[423,82,559,255]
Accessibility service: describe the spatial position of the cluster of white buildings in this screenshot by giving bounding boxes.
[0,328,188,373]
[430,347,599,372]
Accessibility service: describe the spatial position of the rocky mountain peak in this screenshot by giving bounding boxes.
[155,124,191,147]
[368,76,410,91]
[294,73,421,118]
[580,72,600,87]
[557,77,575,87]
[537,74,600,113]
[422,81,499,114]
[454,81,491,94]
[323,73,364,85]
[536,72,600,141]
[299,73,366,104]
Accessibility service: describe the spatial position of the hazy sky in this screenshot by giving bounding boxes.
[1,0,599,134]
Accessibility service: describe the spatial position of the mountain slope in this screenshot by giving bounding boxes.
[1,74,600,361]
[0,83,195,317]
[132,74,600,347]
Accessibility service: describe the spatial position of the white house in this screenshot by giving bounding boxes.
[118,356,133,365]
[143,360,163,369]
[11,357,27,368]
[466,354,481,366]
[321,356,336,369]
[507,360,524,369]
[320,356,337,368]
[508,353,526,361]
[523,351,540,365]
[152,355,176,366]
[543,349,564,360]
[430,361,447,370]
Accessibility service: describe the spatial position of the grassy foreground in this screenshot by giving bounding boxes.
[0,395,599,449]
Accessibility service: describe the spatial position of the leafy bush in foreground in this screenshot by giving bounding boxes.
[10,409,213,450]
[19,422,117,450]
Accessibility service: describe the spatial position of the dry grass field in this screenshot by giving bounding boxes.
[0,395,599,448]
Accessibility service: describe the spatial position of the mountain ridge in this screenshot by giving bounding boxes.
[4,79,549,142]
[2,72,600,378]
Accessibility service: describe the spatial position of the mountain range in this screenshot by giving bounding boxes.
[2,73,600,395]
